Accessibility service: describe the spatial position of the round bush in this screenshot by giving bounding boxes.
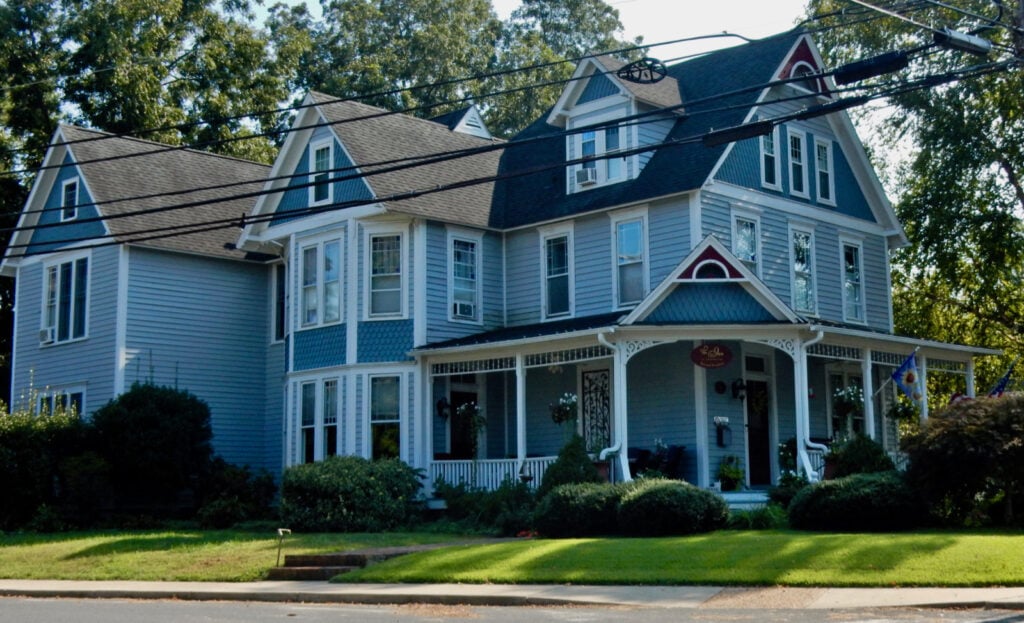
[279,455,423,532]
[534,481,634,537]
[536,435,603,499]
[617,479,729,536]
[828,434,894,479]
[788,471,925,531]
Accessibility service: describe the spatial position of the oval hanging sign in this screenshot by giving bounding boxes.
[691,343,732,369]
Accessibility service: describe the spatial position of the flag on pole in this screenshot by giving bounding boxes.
[892,351,923,402]
[988,359,1017,398]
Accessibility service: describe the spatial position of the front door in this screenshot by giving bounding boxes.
[746,380,771,486]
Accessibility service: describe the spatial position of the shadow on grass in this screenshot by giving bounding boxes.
[58,531,270,561]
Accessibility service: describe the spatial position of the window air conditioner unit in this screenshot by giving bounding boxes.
[453,302,475,319]
[575,167,598,186]
[39,327,55,344]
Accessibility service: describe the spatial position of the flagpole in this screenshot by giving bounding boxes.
[874,346,920,399]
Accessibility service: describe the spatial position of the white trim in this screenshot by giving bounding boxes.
[566,108,632,194]
[365,371,405,461]
[731,209,762,278]
[36,384,87,417]
[296,230,345,329]
[363,223,409,320]
[270,261,287,344]
[114,245,129,395]
[814,137,836,206]
[39,248,91,346]
[759,124,782,191]
[789,223,817,316]
[446,226,484,325]
[787,128,809,199]
[413,220,427,346]
[839,237,867,324]
[307,138,334,208]
[60,177,80,222]
[538,222,575,320]
[250,205,385,243]
[610,206,649,310]
[689,191,702,248]
[693,357,709,488]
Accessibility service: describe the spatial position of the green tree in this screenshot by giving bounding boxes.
[805,0,1024,389]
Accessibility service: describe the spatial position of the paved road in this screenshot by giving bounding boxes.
[1,598,1024,623]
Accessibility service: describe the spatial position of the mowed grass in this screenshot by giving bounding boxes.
[0,531,466,582]
[339,530,1024,587]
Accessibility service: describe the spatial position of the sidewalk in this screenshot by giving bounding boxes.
[1,579,1024,610]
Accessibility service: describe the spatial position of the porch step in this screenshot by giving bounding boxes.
[721,491,769,511]
[266,565,360,581]
[269,543,462,582]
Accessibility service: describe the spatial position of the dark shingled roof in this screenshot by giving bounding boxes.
[492,30,803,229]
[417,312,625,350]
[60,125,271,260]
[312,92,504,228]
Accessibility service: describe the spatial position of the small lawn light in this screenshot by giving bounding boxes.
[276,528,291,567]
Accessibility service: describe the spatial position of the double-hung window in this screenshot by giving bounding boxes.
[42,253,88,344]
[299,238,341,328]
[613,211,647,308]
[542,227,573,319]
[449,232,481,322]
[38,387,85,417]
[791,228,816,315]
[732,215,760,275]
[369,375,400,460]
[309,140,332,206]
[842,241,865,322]
[815,138,835,205]
[300,382,316,463]
[272,264,286,342]
[368,232,403,317]
[789,130,808,198]
[298,378,341,464]
[61,178,79,221]
[572,122,626,190]
[322,379,339,458]
[760,125,781,190]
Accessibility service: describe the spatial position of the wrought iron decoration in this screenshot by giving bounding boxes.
[617,57,667,84]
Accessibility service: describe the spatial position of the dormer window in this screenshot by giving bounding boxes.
[309,140,333,206]
[571,122,626,191]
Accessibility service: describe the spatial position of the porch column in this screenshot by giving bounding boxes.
[862,349,876,440]
[966,358,976,397]
[515,354,526,472]
[793,344,808,474]
[919,354,930,422]
[612,342,630,482]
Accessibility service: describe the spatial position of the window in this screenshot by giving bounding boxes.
[370,375,400,460]
[449,235,480,322]
[42,254,88,343]
[605,126,622,180]
[323,379,339,458]
[299,238,341,328]
[572,123,626,189]
[614,214,646,307]
[61,179,79,221]
[733,215,759,275]
[309,141,332,205]
[300,382,315,463]
[369,233,403,317]
[815,139,835,204]
[273,264,286,342]
[829,373,864,437]
[760,126,781,190]
[791,229,816,314]
[842,242,865,322]
[543,231,572,318]
[37,388,84,417]
[789,130,808,198]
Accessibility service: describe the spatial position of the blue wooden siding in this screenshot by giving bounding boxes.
[293,324,347,370]
[644,283,776,324]
[27,154,107,255]
[774,349,797,448]
[125,247,271,469]
[263,341,286,472]
[578,72,619,105]
[12,245,119,417]
[704,343,748,477]
[648,196,690,285]
[572,213,612,317]
[504,229,540,326]
[485,371,515,459]
[357,320,414,362]
[524,365,577,456]
[627,343,697,482]
[271,126,374,225]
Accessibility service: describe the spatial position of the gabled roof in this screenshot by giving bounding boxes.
[493,30,805,229]
[2,125,271,272]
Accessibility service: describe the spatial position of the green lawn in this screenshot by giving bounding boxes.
[4,529,1024,586]
[340,530,1024,587]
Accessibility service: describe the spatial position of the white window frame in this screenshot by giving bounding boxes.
[308,139,333,207]
[61,178,79,222]
[271,262,287,343]
[731,211,762,277]
[790,225,817,316]
[610,207,649,309]
[539,223,574,320]
[447,228,483,324]
[40,250,90,345]
[788,129,809,199]
[299,381,317,463]
[322,378,340,458]
[815,138,836,206]
[367,373,402,461]
[841,238,866,324]
[298,235,343,329]
[37,385,86,417]
[364,226,407,320]
[760,124,782,191]
[568,117,628,192]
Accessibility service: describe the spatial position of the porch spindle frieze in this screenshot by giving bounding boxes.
[623,340,659,364]
[928,359,967,374]
[431,357,516,376]
[523,345,614,369]
[807,343,861,361]
[872,351,907,366]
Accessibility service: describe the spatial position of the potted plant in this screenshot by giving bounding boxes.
[886,399,918,423]
[716,455,744,491]
[832,385,864,421]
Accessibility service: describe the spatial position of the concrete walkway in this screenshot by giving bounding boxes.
[1,579,1024,610]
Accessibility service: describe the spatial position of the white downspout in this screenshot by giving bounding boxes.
[798,329,828,481]
[597,330,628,480]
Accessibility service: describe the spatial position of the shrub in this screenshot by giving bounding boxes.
[537,435,603,499]
[726,504,789,530]
[90,383,214,515]
[279,455,423,531]
[768,471,809,509]
[533,481,639,537]
[617,479,729,536]
[903,394,1024,525]
[788,471,925,531]
[432,478,536,536]
[196,458,277,529]
[827,434,894,479]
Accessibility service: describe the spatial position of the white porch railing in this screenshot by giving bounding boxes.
[806,448,826,481]
[430,456,558,491]
[889,451,909,471]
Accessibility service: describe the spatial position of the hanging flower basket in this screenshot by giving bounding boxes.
[832,385,864,418]
[549,392,578,425]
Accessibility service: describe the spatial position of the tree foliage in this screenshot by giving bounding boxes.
[806,0,1024,389]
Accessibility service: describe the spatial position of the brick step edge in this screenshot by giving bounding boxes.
[283,553,373,568]
[266,566,359,581]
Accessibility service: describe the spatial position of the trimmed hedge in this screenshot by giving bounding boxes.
[280,456,423,531]
[788,471,926,531]
[827,434,894,479]
[536,435,603,499]
[617,479,729,536]
[533,481,634,537]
